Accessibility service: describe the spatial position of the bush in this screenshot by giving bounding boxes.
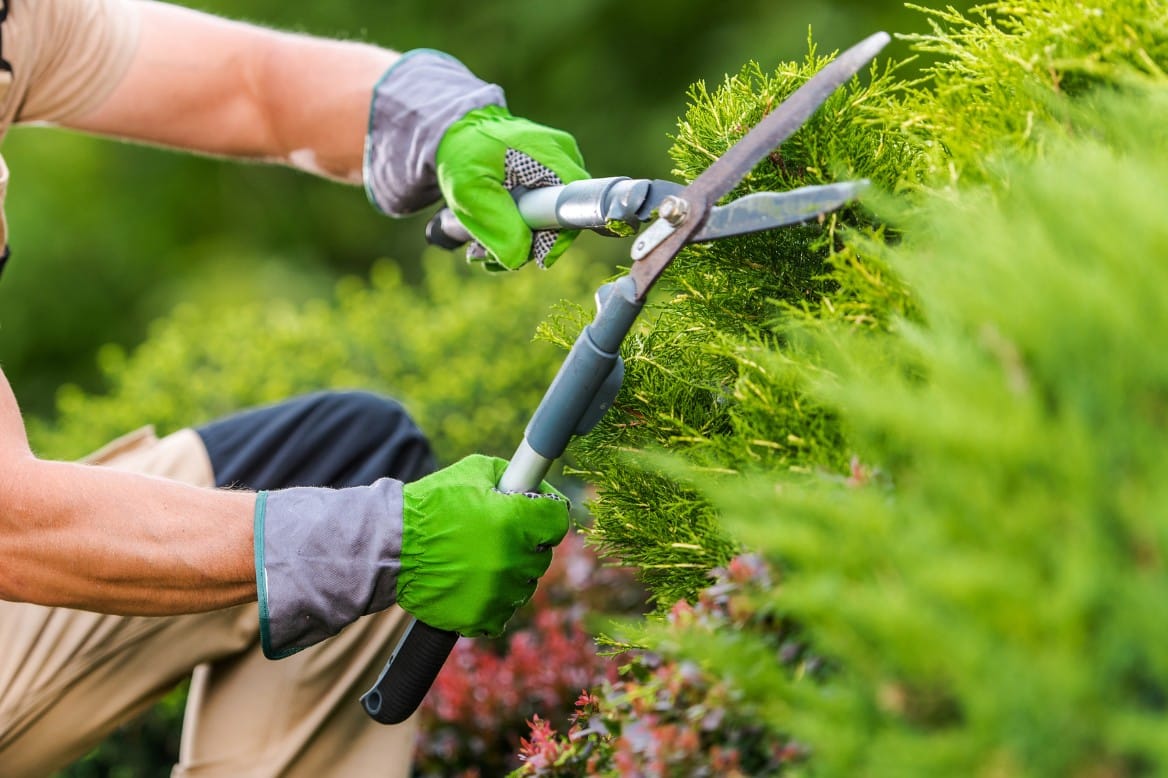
[696,93,1168,774]
[515,555,814,776]
[516,1,1168,775]
[32,255,595,463]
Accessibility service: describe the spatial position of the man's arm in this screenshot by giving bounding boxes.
[67,1,398,183]
[53,0,588,268]
[0,365,256,615]
[0,1,385,616]
[0,2,574,645]
[0,359,568,657]
[0,2,357,615]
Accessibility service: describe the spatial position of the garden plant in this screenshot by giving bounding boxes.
[509,0,1168,774]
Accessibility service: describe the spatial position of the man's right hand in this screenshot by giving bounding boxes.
[362,50,589,271]
[254,455,569,659]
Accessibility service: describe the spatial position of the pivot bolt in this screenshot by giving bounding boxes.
[658,195,690,226]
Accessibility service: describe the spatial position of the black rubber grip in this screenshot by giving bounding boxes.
[424,208,471,250]
[361,618,459,724]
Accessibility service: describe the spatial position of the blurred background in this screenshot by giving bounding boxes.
[0,0,965,421]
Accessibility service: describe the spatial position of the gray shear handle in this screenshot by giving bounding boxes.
[359,449,551,726]
[359,451,551,726]
[361,278,642,725]
[424,177,663,248]
[425,208,473,249]
[360,619,459,725]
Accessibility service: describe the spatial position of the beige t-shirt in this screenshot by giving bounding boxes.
[0,0,141,265]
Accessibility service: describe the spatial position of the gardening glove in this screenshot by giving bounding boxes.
[254,454,569,659]
[363,49,589,270]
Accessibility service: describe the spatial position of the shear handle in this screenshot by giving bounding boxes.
[425,177,680,248]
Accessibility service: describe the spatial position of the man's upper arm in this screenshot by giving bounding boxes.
[64,1,280,157]
[7,0,141,126]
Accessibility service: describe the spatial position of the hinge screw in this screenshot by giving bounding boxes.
[658,195,690,226]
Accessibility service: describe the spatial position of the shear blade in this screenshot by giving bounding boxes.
[690,180,869,243]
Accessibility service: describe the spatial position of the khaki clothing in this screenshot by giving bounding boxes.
[0,0,141,255]
[0,427,418,777]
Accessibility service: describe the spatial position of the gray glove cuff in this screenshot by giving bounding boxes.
[254,478,405,659]
[363,49,505,217]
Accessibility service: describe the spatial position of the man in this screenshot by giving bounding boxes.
[0,1,587,775]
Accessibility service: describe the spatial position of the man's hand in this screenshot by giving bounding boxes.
[397,455,569,634]
[254,455,570,659]
[363,50,589,270]
[437,106,589,270]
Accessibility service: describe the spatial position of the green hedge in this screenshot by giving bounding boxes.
[698,90,1168,773]
[514,0,1168,774]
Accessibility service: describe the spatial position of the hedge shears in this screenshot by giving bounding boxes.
[362,30,890,725]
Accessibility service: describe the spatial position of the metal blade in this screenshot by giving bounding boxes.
[629,31,890,299]
[689,180,868,243]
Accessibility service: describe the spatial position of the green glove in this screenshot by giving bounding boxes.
[255,454,569,659]
[397,454,570,636]
[437,105,590,270]
[363,50,588,272]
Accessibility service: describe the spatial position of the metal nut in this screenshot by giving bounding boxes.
[658,195,690,226]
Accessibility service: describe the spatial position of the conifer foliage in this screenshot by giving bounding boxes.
[517,1,1168,775]
[570,42,918,609]
[706,93,1168,775]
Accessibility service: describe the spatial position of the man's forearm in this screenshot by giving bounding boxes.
[70,1,398,183]
[248,27,398,182]
[0,455,256,615]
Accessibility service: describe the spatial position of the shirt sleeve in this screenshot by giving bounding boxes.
[5,0,141,125]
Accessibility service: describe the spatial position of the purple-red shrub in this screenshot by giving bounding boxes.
[513,555,812,777]
[412,531,642,777]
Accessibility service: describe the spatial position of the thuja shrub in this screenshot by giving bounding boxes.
[569,40,919,610]
[692,91,1168,775]
[899,0,1168,185]
[572,0,1168,617]
[519,1,1168,775]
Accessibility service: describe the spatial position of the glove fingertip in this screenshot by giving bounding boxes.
[457,196,532,271]
[491,232,535,271]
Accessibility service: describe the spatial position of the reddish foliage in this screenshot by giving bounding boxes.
[412,532,642,777]
[413,540,808,777]
[514,554,814,777]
